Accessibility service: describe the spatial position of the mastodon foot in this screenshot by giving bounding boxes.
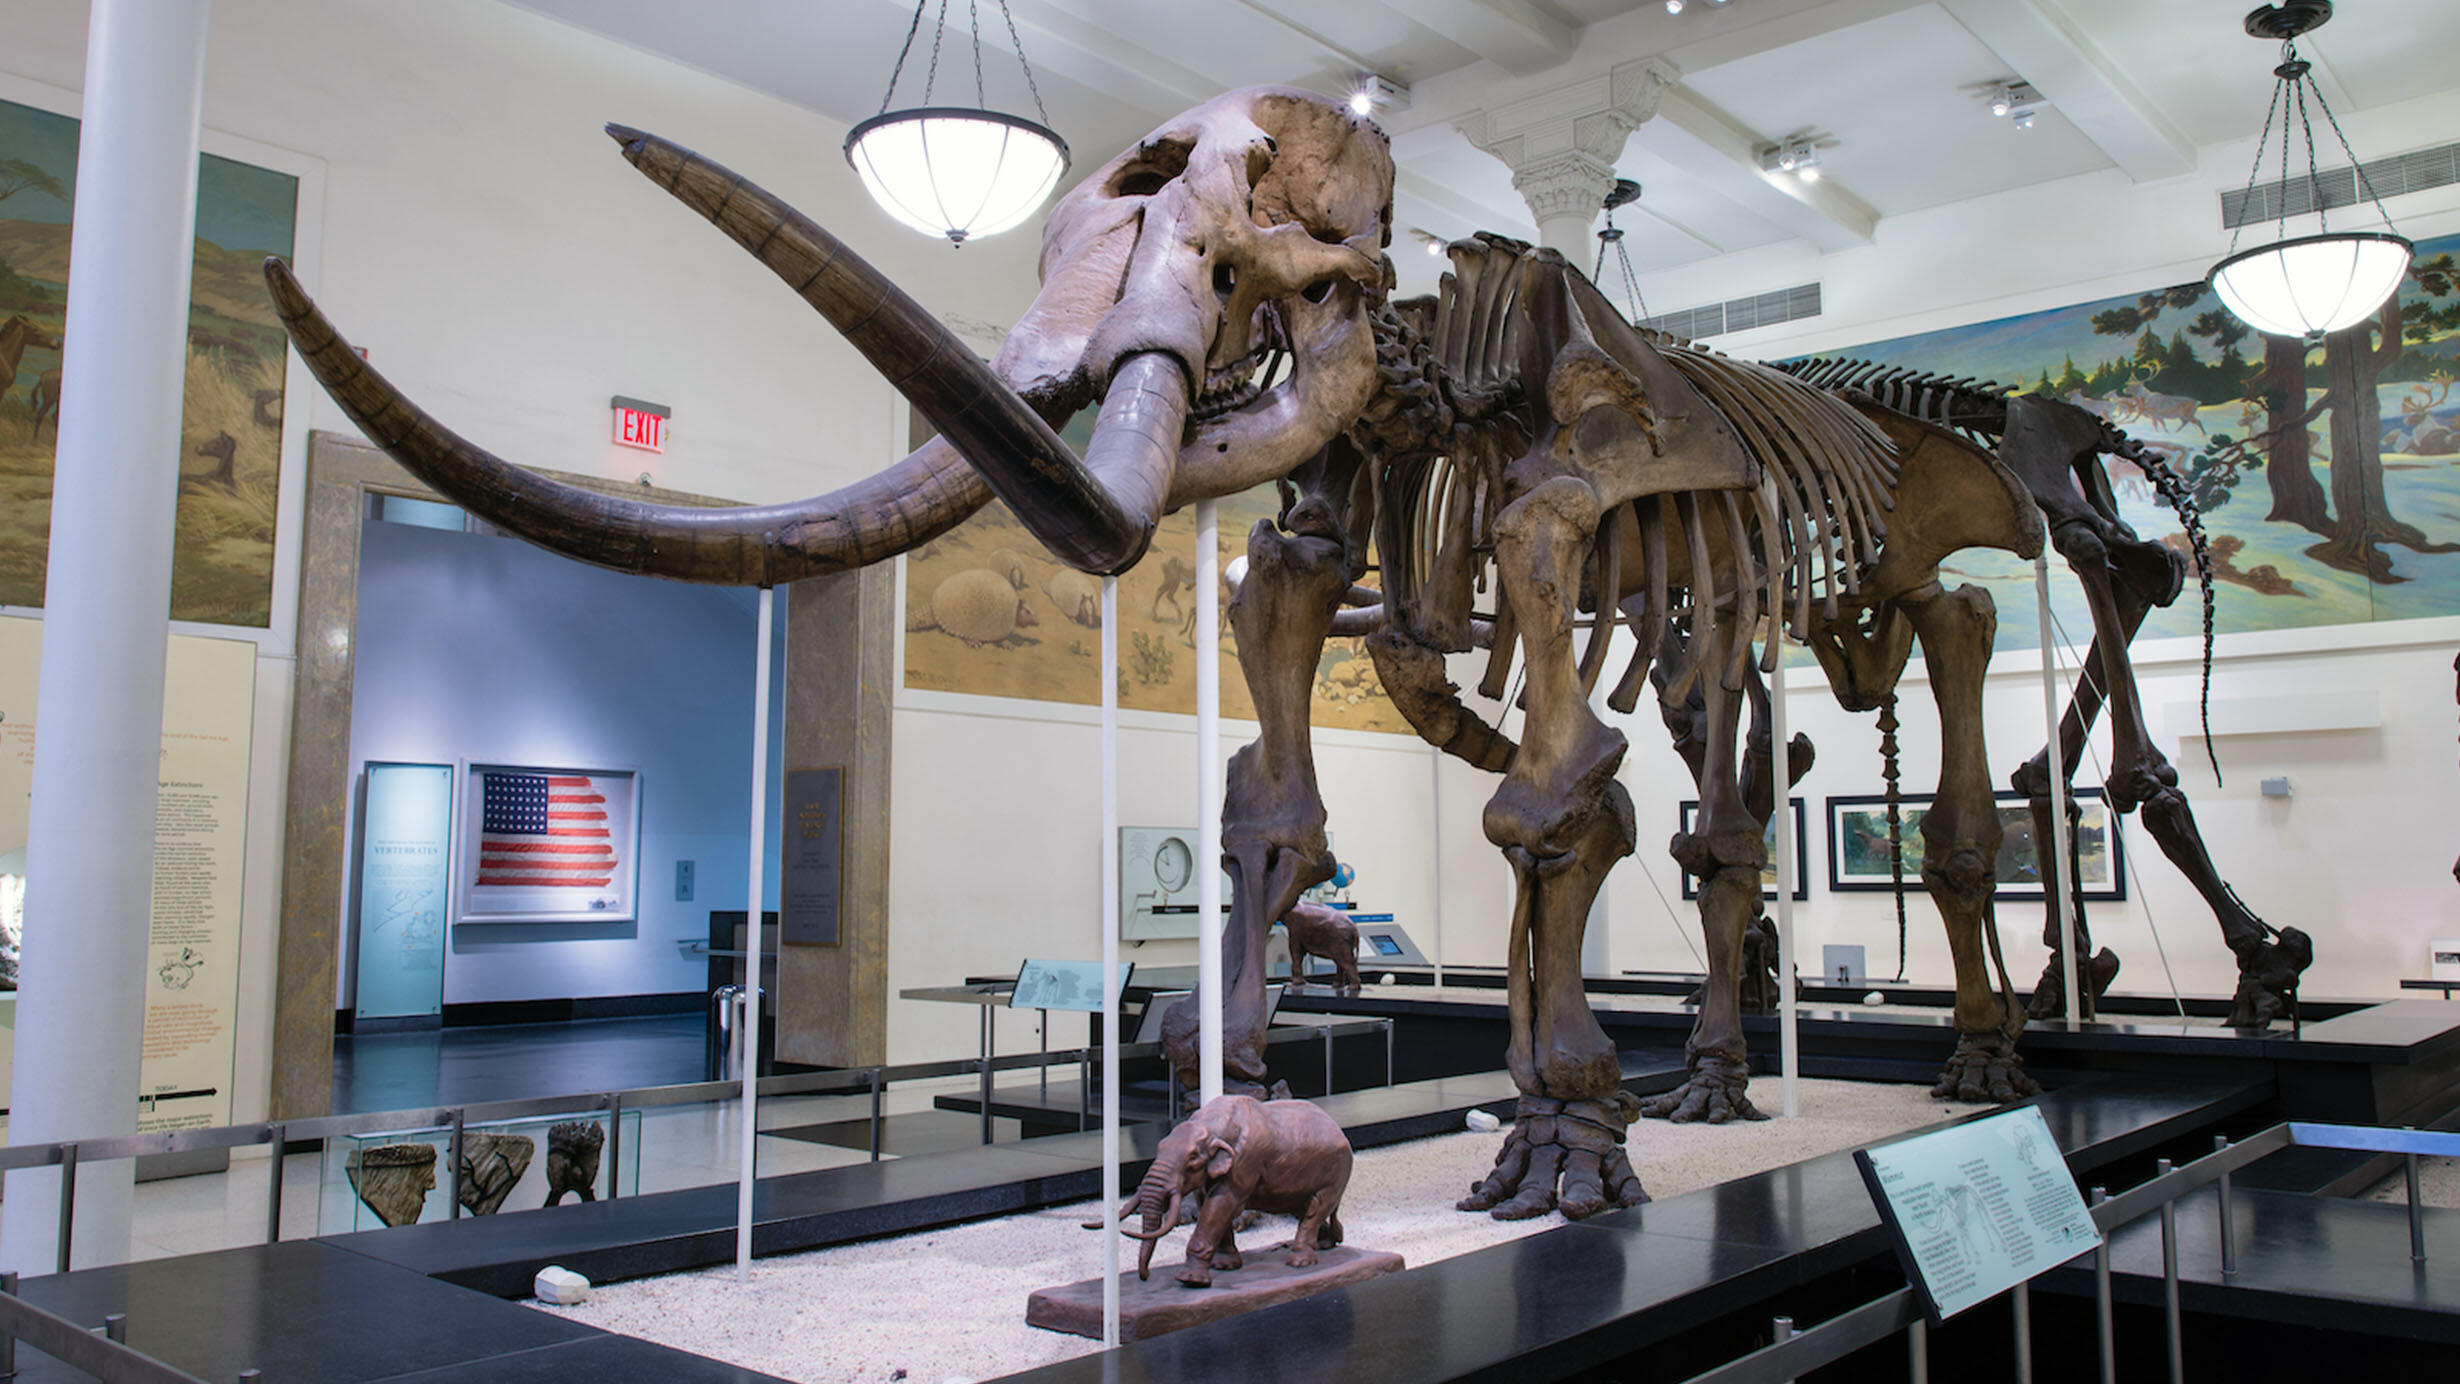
[1639,1054,1767,1125]
[1933,1031,2040,1104]
[1458,1091,1647,1221]
[2226,926,2313,1029]
[2024,947,2121,1022]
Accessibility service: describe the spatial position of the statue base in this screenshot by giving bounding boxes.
[1026,1245,1405,1343]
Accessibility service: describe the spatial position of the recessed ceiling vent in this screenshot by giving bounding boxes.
[1639,282,1822,341]
[2221,141,2460,229]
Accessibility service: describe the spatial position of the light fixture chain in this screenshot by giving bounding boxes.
[971,0,985,107]
[2225,67,2285,256]
[2291,65,2325,233]
[995,0,1055,127]
[923,0,953,104]
[2308,69,2404,232]
[877,0,930,116]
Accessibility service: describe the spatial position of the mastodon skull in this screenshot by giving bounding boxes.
[998,86,1395,509]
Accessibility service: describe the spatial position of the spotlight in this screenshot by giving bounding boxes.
[1990,86,2014,118]
[1426,237,1445,257]
[1349,88,1373,117]
[2013,109,2036,131]
[1798,164,1821,183]
[1776,144,1798,172]
[1757,137,1824,182]
[1348,72,1410,117]
[1665,0,1684,13]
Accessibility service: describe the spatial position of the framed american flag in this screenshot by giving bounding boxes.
[455,764,640,923]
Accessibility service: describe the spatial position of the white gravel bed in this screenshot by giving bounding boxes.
[531,1078,1988,1383]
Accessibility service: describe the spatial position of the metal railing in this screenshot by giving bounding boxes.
[3,1016,1396,1276]
[0,1269,244,1382]
[1677,1121,2460,1384]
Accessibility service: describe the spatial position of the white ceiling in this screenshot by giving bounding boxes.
[504,0,2460,301]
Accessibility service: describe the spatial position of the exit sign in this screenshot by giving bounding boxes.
[611,396,670,453]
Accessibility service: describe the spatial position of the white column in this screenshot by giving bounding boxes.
[1098,577,1121,1345]
[735,587,774,1282]
[1455,58,1679,256]
[1,0,211,1278]
[1771,629,1798,1118]
[2035,556,2081,1033]
[1195,500,1223,1104]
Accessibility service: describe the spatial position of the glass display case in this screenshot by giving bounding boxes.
[318,1107,641,1233]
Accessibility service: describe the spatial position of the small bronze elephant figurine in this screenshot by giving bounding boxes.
[1283,902,1363,996]
[1088,1094,1352,1288]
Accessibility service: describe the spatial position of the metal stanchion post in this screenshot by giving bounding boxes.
[1322,1027,1333,1096]
[1771,1315,1794,1384]
[2407,1146,2426,1261]
[1907,1317,1928,1384]
[869,1070,885,1161]
[1079,1050,1091,1132]
[264,1124,286,1245]
[2215,1136,2237,1276]
[606,1092,625,1202]
[54,1145,77,1275]
[448,1109,466,1221]
[2012,1280,2033,1384]
[1,1269,17,1378]
[2157,1159,2182,1384]
[1039,1013,1049,1101]
[2091,1187,2115,1384]
[979,1006,994,1146]
[100,1314,125,1344]
[1385,1020,1394,1086]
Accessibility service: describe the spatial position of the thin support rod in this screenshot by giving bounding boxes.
[1100,574,1123,1348]
[1771,625,1798,1117]
[1196,500,1224,1104]
[2092,1186,2115,1384]
[2012,1279,2033,1384]
[1322,1026,1333,1096]
[2158,1158,2182,1384]
[263,1125,285,1246]
[735,585,775,1284]
[447,1109,465,1221]
[2216,1135,2237,1275]
[0,1269,15,1377]
[2407,1146,2426,1261]
[605,1092,623,1201]
[978,1005,994,1146]
[2036,554,2082,1032]
[1771,1315,1794,1384]
[1907,1317,1928,1384]
[54,1145,76,1276]
[869,1071,884,1161]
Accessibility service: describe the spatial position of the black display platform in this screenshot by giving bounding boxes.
[6,1240,789,1382]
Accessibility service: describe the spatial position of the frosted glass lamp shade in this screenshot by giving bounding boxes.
[2210,230,2413,339]
[844,108,1069,245]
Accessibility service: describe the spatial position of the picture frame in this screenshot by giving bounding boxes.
[455,764,640,923]
[1677,798,1810,902]
[1826,789,2124,902]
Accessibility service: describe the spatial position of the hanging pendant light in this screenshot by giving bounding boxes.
[2207,2,2411,339]
[845,0,1071,246]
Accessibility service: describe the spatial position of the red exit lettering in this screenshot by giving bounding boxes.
[611,402,668,453]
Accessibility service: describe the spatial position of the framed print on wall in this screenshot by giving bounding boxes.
[456,765,639,923]
[1826,790,2124,902]
[1677,798,1810,902]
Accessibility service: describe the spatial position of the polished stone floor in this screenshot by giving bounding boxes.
[333,1013,712,1113]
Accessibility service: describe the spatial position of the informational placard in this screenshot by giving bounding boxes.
[354,763,453,1020]
[780,766,843,947]
[457,764,638,923]
[0,616,256,1133]
[1854,1104,2103,1323]
[1009,960,1134,1013]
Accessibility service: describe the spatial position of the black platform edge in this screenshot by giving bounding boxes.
[988,1073,2265,1384]
[8,1240,797,1384]
[2035,1185,2460,1346]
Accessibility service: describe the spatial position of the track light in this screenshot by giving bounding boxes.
[1758,138,1821,181]
[1986,80,2044,127]
[1349,71,1409,117]
[2013,109,2036,131]
[1665,0,1684,13]
[1990,86,2015,118]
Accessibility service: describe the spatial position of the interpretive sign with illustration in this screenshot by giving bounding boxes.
[1854,1104,2102,1322]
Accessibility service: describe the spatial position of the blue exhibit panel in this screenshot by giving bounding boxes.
[356,762,454,1019]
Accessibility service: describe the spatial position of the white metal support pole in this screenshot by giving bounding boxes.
[1099,577,1122,1345]
[0,0,210,1278]
[735,587,774,1282]
[2034,555,2081,1033]
[1770,627,1798,1118]
[1196,501,1224,1104]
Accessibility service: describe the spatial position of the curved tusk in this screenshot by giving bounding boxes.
[266,259,991,586]
[608,126,1175,575]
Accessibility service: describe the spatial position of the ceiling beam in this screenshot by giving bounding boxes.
[1934,0,2193,181]
[1379,0,1573,77]
[1648,88,1877,252]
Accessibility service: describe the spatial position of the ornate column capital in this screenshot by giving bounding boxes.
[1511,150,1621,227]
[1452,56,1683,247]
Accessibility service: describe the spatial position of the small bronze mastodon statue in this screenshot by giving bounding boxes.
[267,86,2294,1221]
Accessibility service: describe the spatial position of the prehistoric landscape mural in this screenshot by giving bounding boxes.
[0,95,297,627]
[1822,230,2460,653]
[902,414,1410,734]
